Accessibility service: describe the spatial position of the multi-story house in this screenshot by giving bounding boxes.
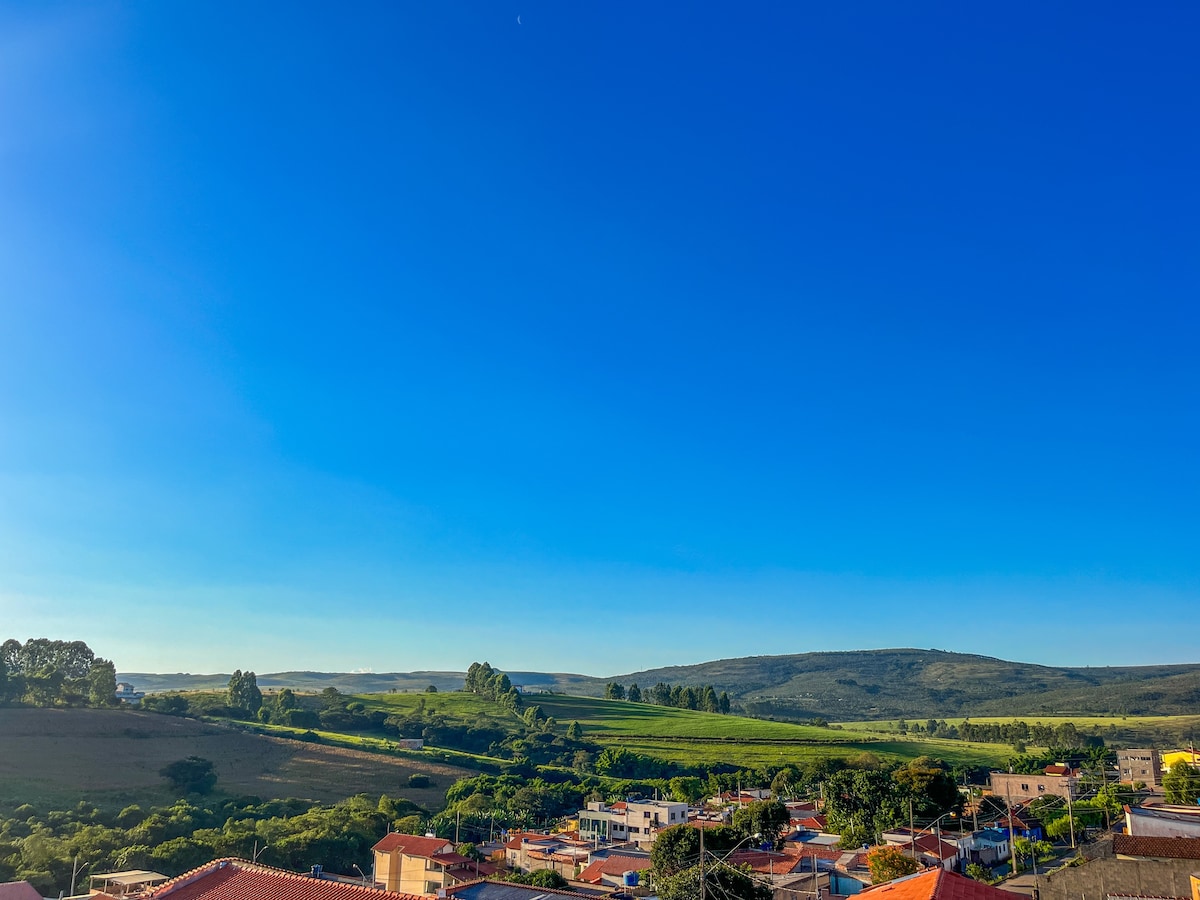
[576,800,688,849]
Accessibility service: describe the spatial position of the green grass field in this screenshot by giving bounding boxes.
[354,691,1015,769]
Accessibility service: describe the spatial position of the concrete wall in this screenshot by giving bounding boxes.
[1039,857,1200,900]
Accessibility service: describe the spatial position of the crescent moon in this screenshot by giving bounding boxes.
[517,15,521,24]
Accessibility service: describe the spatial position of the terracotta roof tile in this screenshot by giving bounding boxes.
[372,833,453,857]
[0,883,43,900]
[861,868,1015,899]
[576,854,649,883]
[153,860,424,900]
[1113,834,1200,859]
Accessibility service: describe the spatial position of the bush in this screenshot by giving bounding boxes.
[159,757,217,794]
[408,774,431,788]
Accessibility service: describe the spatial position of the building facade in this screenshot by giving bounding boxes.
[577,800,688,848]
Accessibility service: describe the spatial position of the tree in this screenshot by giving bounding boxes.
[627,683,642,702]
[668,776,707,804]
[894,757,961,817]
[825,768,905,846]
[965,862,991,882]
[425,684,438,692]
[227,670,262,714]
[732,800,790,847]
[866,845,919,884]
[605,682,625,700]
[1164,761,1200,805]
[655,864,771,900]
[86,659,118,707]
[566,721,583,741]
[718,692,731,714]
[159,757,217,795]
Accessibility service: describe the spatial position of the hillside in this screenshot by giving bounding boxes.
[0,707,473,810]
[121,649,1200,720]
[615,649,1200,719]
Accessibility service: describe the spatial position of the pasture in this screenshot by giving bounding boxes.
[0,707,472,811]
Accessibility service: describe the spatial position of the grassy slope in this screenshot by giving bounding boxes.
[0,707,473,811]
[358,691,1013,769]
[615,650,1200,719]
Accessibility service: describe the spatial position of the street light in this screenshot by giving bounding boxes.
[351,864,368,886]
[699,831,763,900]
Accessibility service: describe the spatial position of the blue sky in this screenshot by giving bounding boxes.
[1,2,1196,676]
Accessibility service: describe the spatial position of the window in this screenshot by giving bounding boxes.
[1038,785,1046,793]
[1020,784,1029,792]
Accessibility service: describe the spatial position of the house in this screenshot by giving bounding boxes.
[989,809,1044,842]
[576,800,687,849]
[575,853,650,889]
[148,859,424,900]
[502,833,592,879]
[114,683,146,703]
[879,831,958,871]
[1125,803,1200,838]
[0,882,42,900]
[1035,834,1200,900]
[1117,750,1163,790]
[860,867,1017,899]
[373,833,490,894]
[988,768,1078,804]
[957,829,1010,867]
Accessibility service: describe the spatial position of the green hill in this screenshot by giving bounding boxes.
[122,649,1200,720]
[613,649,1200,719]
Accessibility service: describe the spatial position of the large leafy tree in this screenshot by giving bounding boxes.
[0,638,116,707]
[655,864,771,900]
[1164,761,1200,805]
[825,768,906,847]
[731,800,790,847]
[159,757,217,795]
[894,756,961,817]
[227,670,263,714]
[866,845,919,884]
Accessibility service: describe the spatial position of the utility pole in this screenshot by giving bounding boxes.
[1005,786,1017,876]
[909,797,916,862]
[699,824,706,900]
[1066,780,1076,849]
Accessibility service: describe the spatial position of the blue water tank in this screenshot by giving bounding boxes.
[622,871,639,887]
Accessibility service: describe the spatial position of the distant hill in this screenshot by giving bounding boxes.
[611,649,1200,719]
[121,649,1200,719]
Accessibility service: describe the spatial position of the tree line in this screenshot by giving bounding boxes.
[605,680,732,714]
[0,638,117,708]
[464,662,522,711]
[900,717,1106,750]
[0,793,423,896]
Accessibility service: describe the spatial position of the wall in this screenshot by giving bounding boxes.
[1039,857,1200,900]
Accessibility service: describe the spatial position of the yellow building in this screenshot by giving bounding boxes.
[371,833,460,895]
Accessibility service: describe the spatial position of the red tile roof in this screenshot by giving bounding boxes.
[443,879,594,898]
[504,832,557,850]
[794,815,828,830]
[861,868,1015,899]
[0,883,42,900]
[372,833,453,857]
[1113,834,1200,859]
[727,850,805,875]
[576,854,650,883]
[152,860,425,900]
